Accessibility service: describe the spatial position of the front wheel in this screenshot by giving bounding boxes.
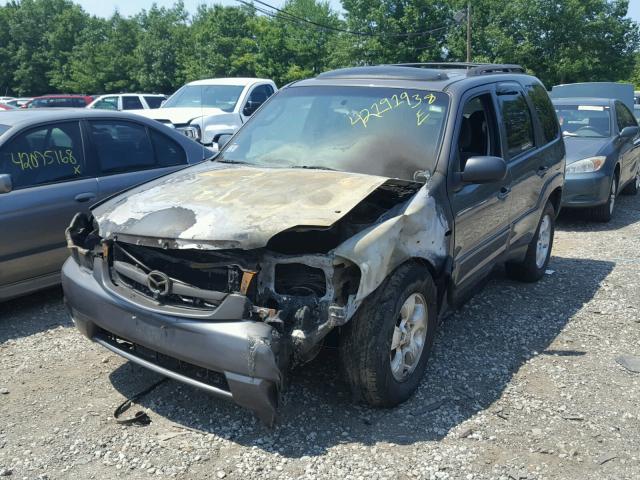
[587,175,617,222]
[506,201,555,283]
[339,263,438,407]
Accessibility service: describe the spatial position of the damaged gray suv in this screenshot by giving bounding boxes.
[62,63,565,424]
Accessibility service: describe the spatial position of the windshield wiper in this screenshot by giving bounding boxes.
[291,165,337,171]
[216,159,252,165]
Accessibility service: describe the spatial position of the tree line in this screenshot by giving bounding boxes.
[0,0,638,97]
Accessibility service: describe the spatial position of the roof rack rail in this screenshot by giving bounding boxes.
[392,62,526,76]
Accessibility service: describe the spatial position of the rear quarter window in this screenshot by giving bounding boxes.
[527,84,559,144]
[88,120,155,174]
[149,129,187,167]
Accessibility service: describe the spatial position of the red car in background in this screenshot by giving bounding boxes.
[0,103,17,110]
[25,94,93,108]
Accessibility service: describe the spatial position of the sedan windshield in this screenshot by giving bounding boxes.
[217,86,449,180]
[555,105,611,138]
[163,85,244,111]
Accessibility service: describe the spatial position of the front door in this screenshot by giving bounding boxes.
[450,88,513,288]
[0,121,97,294]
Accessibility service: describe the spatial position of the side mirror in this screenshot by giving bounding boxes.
[619,126,639,138]
[0,174,12,194]
[243,100,260,116]
[460,156,507,184]
[216,133,233,149]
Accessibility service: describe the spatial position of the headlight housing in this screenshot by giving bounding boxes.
[566,156,606,174]
[177,124,201,142]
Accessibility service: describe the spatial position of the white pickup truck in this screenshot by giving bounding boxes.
[130,78,277,146]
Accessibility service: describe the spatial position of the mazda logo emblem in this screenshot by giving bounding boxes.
[147,270,171,297]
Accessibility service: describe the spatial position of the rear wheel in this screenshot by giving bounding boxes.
[587,174,618,222]
[506,201,555,283]
[339,263,438,407]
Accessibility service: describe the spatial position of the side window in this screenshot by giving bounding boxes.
[243,85,274,116]
[144,96,165,109]
[526,83,559,144]
[0,121,86,189]
[498,89,535,158]
[457,94,501,171]
[93,97,119,110]
[615,102,637,130]
[122,96,143,110]
[149,129,188,167]
[88,120,155,175]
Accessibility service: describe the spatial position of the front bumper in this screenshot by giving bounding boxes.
[61,258,282,425]
[561,171,612,208]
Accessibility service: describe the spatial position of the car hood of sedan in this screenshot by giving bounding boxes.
[563,136,611,164]
[92,164,391,250]
[130,107,226,124]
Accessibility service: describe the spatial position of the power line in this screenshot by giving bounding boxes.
[236,0,456,38]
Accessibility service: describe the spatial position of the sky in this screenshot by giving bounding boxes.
[0,0,638,20]
[63,0,640,20]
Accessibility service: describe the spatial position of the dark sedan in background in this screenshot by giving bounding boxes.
[554,97,640,221]
[0,109,210,300]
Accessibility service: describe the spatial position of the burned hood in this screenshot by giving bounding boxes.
[93,164,390,250]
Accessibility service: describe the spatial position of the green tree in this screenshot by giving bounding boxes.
[58,13,141,93]
[445,0,640,87]
[134,2,190,93]
[180,4,260,81]
[338,0,454,66]
[3,0,90,95]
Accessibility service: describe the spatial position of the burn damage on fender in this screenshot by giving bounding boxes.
[66,167,449,422]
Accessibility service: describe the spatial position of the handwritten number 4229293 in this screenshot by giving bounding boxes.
[348,92,437,128]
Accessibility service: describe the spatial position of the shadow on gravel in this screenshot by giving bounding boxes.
[108,255,614,458]
[0,286,69,344]
[557,193,640,232]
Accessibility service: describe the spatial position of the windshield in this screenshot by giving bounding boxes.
[163,84,244,111]
[555,105,611,138]
[217,86,448,180]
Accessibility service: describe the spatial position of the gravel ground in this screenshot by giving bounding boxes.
[1,193,639,480]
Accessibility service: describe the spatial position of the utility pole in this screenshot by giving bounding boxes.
[466,1,471,63]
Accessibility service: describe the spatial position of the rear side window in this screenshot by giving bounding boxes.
[0,121,86,189]
[88,120,155,174]
[122,96,143,110]
[615,101,637,130]
[527,84,559,143]
[144,96,165,109]
[498,90,535,158]
[149,129,188,167]
[92,97,118,110]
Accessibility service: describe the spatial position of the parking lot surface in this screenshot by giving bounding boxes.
[1,195,639,480]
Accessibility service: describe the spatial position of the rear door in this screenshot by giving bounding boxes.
[450,86,513,287]
[0,121,98,291]
[87,119,189,200]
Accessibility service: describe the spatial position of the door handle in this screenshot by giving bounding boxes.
[497,187,511,200]
[537,165,549,177]
[74,192,96,203]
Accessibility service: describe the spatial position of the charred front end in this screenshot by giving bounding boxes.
[62,169,434,423]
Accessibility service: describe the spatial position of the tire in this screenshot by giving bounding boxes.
[586,174,617,222]
[506,201,555,283]
[339,263,438,407]
[621,170,639,196]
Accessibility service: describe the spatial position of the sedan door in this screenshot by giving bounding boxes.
[614,101,640,186]
[0,121,98,298]
[85,119,190,201]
